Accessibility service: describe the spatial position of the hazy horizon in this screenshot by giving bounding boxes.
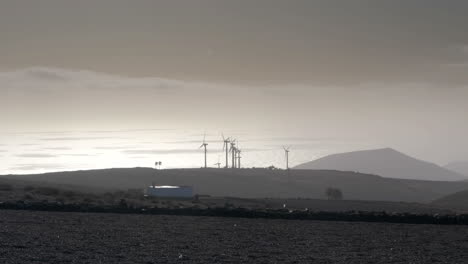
[1,1,468,174]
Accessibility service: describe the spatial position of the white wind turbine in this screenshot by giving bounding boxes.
[230,139,237,169]
[236,141,242,169]
[283,146,291,170]
[200,133,208,168]
[214,155,221,168]
[237,149,242,168]
[222,134,231,168]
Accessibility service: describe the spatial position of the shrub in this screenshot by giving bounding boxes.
[61,190,77,199]
[0,183,13,191]
[325,187,343,200]
[119,199,128,208]
[23,193,34,200]
[34,187,61,196]
[24,185,35,192]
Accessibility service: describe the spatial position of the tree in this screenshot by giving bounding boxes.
[325,187,343,200]
[155,161,162,170]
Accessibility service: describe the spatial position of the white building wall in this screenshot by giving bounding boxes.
[146,186,193,198]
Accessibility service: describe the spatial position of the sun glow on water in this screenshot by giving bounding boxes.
[0,129,369,175]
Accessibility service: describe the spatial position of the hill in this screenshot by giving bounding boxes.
[445,161,468,178]
[432,190,468,212]
[294,148,467,181]
[0,176,454,214]
[3,168,468,203]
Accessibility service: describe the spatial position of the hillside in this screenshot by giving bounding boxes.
[294,148,467,181]
[445,161,468,178]
[3,168,468,203]
[432,190,468,212]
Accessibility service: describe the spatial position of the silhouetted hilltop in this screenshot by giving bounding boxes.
[294,148,467,181]
[445,161,468,178]
[3,168,468,203]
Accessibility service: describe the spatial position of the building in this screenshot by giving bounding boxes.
[146,185,193,198]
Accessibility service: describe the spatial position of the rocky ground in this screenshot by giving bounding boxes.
[1,210,468,263]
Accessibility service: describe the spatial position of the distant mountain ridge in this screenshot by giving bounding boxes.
[444,161,468,178]
[294,148,467,181]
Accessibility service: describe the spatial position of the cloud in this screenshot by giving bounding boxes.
[43,147,73,150]
[442,63,468,68]
[17,152,96,158]
[129,156,148,159]
[86,128,175,134]
[16,153,57,158]
[62,154,94,157]
[0,67,270,106]
[164,140,206,144]
[257,136,344,143]
[123,149,223,155]
[3,128,173,136]
[40,137,118,141]
[10,163,65,171]
[0,67,204,92]
[461,45,468,55]
[122,147,265,155]
[95,146,139,150]
[24,68,70,82]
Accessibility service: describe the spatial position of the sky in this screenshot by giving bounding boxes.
[1,0,468,174]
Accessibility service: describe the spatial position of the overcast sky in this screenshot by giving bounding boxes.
[1,0,468,172]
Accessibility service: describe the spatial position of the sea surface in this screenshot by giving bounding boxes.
[0,128,371,175]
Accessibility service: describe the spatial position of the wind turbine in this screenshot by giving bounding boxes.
[200,133,208,168]
[214,155,221,168]
[230,139,237,169]
[237,149,242,168]
[222,134,230,168]
[236,141,242,169]
[283,146,291,170]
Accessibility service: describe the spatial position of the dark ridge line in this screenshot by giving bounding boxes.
[1,201,468,226]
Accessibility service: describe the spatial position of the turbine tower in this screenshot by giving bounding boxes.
[222,134,230,168]
[283,146,291,170]
[236,141,242,169]
[230,140,237,169]
[200,133,208,168]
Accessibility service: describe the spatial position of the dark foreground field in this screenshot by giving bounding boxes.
[1,210,468,264]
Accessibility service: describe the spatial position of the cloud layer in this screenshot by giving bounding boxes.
[1,67,468,172]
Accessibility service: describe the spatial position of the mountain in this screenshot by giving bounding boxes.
[294,148,467,181]
[3,167,468,203]
[444,161,468,178]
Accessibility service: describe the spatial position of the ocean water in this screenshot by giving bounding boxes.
[0,128,370,175]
